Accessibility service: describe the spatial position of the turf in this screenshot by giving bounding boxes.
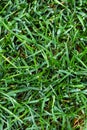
[0,0,87,130]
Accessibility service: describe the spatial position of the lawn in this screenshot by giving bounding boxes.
[0,0,87,130]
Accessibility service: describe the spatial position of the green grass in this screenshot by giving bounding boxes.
[0,0,87,129]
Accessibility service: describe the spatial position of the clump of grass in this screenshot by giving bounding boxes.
[0,0,87,129]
